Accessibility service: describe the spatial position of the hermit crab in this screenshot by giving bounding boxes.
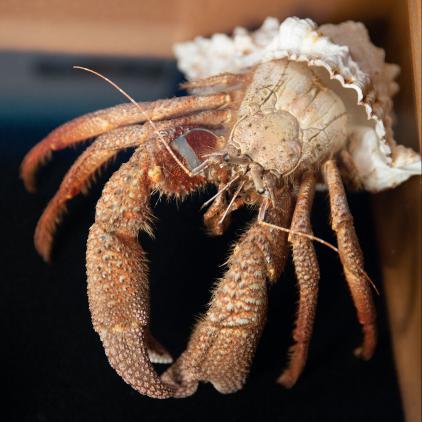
[21,17,421,398]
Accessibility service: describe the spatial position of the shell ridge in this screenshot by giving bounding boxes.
[174,16,421,191]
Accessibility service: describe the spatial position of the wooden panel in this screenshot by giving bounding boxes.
[375,4,421,421]
[407,0,421,145]
[373,178,421,422]
[0,0,394,56]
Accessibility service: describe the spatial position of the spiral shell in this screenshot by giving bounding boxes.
[175,17,421,192]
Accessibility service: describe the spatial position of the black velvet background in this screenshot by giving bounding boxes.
[0,53,403,422]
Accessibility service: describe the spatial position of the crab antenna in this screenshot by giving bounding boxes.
[218,180,246,225]
[259,221,379,295]
[260,221,339,253]
[73,66,193,177]
[200,175,240,210]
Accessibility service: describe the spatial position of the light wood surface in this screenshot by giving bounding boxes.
[376,3,421,421]
[407,0,421,145]
[373,178,421,422]
[0,0,395,56]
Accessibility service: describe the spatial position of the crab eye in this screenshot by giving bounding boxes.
[171,128,219,170]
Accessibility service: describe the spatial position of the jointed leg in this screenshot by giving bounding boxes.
[34,125,145,262]
[161,192,292,397]
[323,160,376,359]
[278,172,320,388]
[34,110,231,261]
[87,135,207,398]
[181,73,248,92]
[337,150,363,191]
[21,93,231,191]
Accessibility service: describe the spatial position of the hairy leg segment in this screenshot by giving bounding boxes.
[162,191,292,397]
[86,134,208,398]
[323,160,376,360]
[278,172,320,388]
[33,110,230,261]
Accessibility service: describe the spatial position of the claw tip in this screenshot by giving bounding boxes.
[276,373,296,389]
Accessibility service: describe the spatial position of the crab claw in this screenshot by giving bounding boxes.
[161,194,291,398]
[87,225,175,398]
[85,132,211,398]
[161,236,270,397]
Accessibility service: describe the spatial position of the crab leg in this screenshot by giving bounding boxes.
[278,172,320,388]
[86,133,209,398]
[161,192,292,397]
[181,73,248,91]
[34,110,230,262]
[21,92,231,192]
[323,159,376,359]
[337,150,363,191]
[34,125,145,262]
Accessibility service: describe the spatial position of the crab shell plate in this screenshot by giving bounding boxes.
[175,17,421,192]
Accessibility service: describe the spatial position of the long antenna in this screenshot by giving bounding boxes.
[259,221,379,295]
[260,221,339,252]
[73,66,193,177]
[218,180,246,224]
[200,175,240,209]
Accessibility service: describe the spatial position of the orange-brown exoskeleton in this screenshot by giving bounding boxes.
[21,17,421,398]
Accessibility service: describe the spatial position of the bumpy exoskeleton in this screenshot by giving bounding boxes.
[21,17,421,398]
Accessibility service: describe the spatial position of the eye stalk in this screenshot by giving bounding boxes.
[171,128,219,171]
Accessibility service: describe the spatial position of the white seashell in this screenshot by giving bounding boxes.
[174,17,421,192]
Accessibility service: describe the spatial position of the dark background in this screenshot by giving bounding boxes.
[0,49,403,421]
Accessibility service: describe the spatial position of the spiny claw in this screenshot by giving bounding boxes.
[85,140,208,398]
[100,329,174,398]
[162,236,269,397]
[87,219,174,398]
